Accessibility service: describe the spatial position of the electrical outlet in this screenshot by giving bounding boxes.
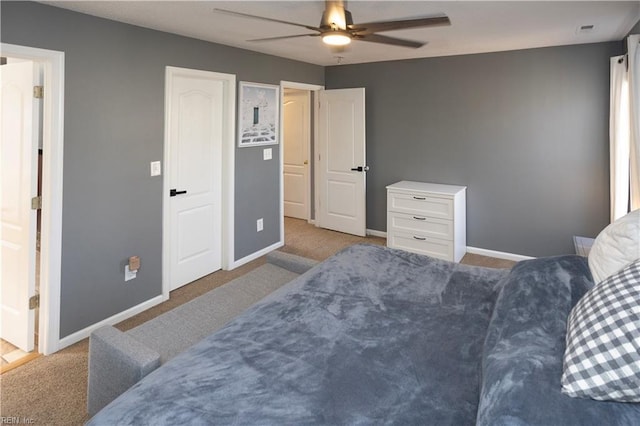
[125,265,137,281]
[257,218,263,232]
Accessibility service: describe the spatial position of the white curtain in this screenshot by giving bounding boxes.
[628,35,640,213]
[609,34,640,221]
[610,54,630,221]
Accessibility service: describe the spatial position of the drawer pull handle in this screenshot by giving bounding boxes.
[413,216,426,221]
[413,196,426,200]
[413,236,426,241]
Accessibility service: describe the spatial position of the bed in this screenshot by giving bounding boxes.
[87,243,640,425]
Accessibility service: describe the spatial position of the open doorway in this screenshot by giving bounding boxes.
[283,87,311,221]
[280,81,323,246]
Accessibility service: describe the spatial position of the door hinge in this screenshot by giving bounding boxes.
[29,294,40,310]
[33,86,44,99]
[31,196,42,210]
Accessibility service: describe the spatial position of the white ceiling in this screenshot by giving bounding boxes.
[41,1,640,66]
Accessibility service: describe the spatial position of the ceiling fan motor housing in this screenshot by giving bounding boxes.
[320,5,354,31]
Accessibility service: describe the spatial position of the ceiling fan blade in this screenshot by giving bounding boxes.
[349,15,450,35]
[356,34,425,49]
[214,8,322,33]
[248,34,319,42]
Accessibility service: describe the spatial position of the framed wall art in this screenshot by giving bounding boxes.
[238,82,279,147]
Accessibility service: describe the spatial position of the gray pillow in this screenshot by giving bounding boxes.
[562,258,640,402]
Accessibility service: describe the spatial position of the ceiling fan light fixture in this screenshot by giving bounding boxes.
[322,30,352,46]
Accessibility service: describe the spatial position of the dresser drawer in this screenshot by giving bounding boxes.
[388,212,453,241]
[387,231,454,261]
[387,192,453,219]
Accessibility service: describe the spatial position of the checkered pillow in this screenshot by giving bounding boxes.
[561,259,640,401]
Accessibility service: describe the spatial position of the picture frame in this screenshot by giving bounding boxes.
[238,81,279,147]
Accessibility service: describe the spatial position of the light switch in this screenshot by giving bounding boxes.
[150,161,161,176]
[263,148,272,161]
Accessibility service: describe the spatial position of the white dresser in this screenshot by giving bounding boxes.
[386,181,467,262]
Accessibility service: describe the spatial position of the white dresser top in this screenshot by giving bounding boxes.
[386,181,466,196]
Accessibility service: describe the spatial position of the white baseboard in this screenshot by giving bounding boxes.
[466,246,534,262]
[57,294,165,351]
[366,229,387,238]
[230,241,284,270]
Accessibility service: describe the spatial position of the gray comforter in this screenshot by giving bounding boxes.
[477,255,640,425]
[88,244,507,425]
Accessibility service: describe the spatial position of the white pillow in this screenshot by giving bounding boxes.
[588,209,640,283]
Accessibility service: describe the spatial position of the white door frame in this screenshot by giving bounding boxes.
[162,67,236,300]
[1,43,65,356]
[279,81,323,244]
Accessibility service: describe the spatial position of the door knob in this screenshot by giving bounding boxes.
[350,166,370,172]
[170,189,187,197]
[304,160,309,165]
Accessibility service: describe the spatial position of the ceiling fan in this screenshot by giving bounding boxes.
[214,1,450,49]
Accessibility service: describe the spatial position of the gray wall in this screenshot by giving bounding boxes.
[326,42,622,257]
[1,1,323,338]
[629,18,640,36]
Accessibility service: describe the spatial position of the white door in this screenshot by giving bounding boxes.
[317,88,366,236]
[0,61,39,352]
[167,70,223,291]
[283,89,310,220]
